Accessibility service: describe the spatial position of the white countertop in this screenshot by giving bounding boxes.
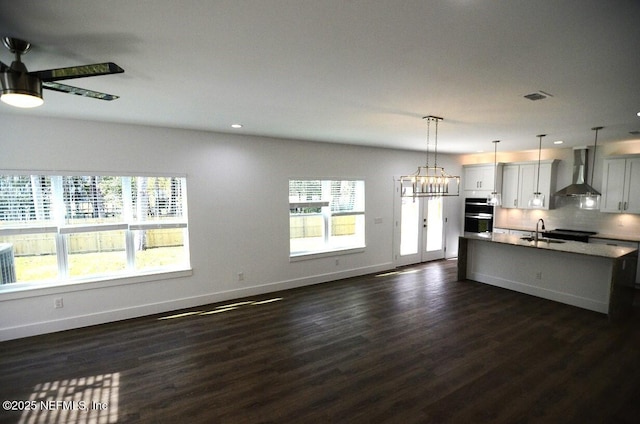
[463,232,637,259]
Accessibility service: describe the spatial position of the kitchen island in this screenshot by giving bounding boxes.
[458,233,638,320]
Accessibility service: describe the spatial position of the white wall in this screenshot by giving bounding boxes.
[0,114,463,340]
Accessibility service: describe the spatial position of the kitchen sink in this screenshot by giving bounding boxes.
[520,236,566,244]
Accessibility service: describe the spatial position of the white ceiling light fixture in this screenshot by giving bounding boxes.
[0,38,42,108]
[400,115,460,198]
[528,134,546,208]
[487,140,502,206]
[579,126,603,210]
[0,72,43,107]
[231,123,243,129]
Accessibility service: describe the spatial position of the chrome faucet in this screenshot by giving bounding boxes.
[535,219,546,243]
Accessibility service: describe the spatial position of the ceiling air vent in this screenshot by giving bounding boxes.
[524,90,553,101]
[629,130,640,135]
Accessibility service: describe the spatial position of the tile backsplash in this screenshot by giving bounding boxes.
[494,196,640,238]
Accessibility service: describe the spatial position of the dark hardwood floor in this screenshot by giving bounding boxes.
[1,259,640,423]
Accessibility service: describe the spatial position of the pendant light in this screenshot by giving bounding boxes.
[528,134,546,208]
[487,140,502,206]
[400,116,460,198]
[579,126,603,210]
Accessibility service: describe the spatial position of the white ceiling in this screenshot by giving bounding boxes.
[1,0,639,154]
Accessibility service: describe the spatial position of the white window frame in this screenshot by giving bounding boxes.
[0,171,190,291]
[289,179,365,259]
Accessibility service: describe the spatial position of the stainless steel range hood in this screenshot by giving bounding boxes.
[553,148,600,197]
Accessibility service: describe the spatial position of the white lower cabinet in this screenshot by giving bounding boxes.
[492,227,510,234]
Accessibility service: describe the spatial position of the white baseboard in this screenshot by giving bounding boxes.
[468,271,608,314]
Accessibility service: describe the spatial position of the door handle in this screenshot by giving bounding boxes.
[619,201,622,211]
[624,201,628,210]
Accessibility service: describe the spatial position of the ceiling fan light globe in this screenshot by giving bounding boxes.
[1,92,43,108]
[1,72,43,108]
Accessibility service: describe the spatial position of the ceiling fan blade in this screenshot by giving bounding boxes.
[31,62,124,82]
[42,81,119,101]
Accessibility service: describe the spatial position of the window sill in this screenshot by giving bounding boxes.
[289,246,365,262]
[0,268,193,301]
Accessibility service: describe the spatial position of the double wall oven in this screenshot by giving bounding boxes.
[464,197,494,233]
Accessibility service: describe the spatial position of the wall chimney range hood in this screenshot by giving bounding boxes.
[554,147,600,197]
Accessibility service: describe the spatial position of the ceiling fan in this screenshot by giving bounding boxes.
[0,37,124,108]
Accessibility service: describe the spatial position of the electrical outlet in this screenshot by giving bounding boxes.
[335,259,340,266]
[237,272,244,281]
[535,272,542,280]
[54,297,64,309]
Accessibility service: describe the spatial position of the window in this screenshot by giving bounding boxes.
[289,179,365,257]
[0,173,189,287]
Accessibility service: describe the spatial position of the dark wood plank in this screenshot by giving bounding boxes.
[1,259,639,423]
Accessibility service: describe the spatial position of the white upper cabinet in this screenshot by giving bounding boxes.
[601,156,640,214]
[463,164,500,194]
[501,164,520,208]
[500,160,558,210]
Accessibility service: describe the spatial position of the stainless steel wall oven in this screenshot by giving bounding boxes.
[464,197,494,233]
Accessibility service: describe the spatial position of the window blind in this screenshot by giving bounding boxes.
[0,175,53,225]
[132,176,185,221]
[62,176,123,223]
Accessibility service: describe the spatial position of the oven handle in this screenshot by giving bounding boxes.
[465,213,493,219]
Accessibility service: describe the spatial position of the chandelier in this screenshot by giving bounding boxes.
[400,116,460,198]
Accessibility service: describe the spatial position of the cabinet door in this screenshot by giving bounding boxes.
[536,163,553,209]
[481,166,496,192]
[463,167,483,190]
[501,165,519,208]
[463,165,495,191]
[624,157,640,213]
[517,164,536,208]
[601,159,626,212]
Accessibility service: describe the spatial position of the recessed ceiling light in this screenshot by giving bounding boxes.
[553,140,564,145]
[231,123,243,129]
[636,111,640,117]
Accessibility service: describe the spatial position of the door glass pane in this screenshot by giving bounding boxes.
[400,196,419,256]
[426,197,443,252]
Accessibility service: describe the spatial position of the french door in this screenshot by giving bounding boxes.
[394,183,446,267]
